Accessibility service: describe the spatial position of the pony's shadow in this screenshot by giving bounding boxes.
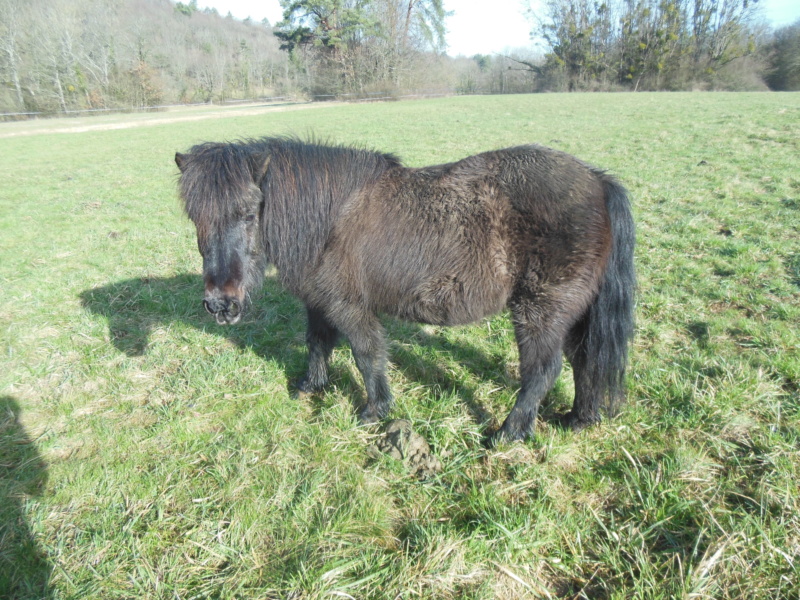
[386,324,572,430]
[386,327,508,429]
[79,274,307,373]
[80,275,565,430]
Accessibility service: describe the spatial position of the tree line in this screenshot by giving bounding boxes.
[523,0,798,91]
[0,0,798,116]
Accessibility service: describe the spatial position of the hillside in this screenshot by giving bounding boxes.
[0,0,286,114]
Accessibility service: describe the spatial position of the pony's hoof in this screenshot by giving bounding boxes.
[491,413,537,445]
[358,405,382,425]
[491,423,532,446]
[558,411,600,432]
[293,376,325,398]
[293,389,311,400]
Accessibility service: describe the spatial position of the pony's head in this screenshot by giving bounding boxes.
[175,142,270,325]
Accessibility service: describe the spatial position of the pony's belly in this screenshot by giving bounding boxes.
[389,274,510,326]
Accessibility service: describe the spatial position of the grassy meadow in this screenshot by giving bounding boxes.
[1,92,799,599]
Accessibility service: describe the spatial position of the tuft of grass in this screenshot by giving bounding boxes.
[1,92,799,599]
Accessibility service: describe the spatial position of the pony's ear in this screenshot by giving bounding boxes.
[175,152,187,172]
[251,152,271,184]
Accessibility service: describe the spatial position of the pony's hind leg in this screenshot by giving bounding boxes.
[496,308,565,441]
[297,306,340,394]
[562,317,602,430]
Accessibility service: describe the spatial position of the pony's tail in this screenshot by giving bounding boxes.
[580,174,636,417]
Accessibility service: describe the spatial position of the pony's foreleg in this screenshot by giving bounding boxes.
[337,312,392,424]
[297,306,340,394]
[496,317,564,441]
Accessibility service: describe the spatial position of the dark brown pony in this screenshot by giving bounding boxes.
[175,137,635,441]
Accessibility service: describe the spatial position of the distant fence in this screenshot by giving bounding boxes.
[0,89,458,122]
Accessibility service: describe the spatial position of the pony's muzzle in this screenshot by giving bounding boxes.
[203,295,242,325]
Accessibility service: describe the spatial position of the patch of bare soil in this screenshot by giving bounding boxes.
[0,102,326,139]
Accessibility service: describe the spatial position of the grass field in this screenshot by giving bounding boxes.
[1,92,799,599]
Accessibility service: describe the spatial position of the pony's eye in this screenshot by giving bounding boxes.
[244,214,257,224]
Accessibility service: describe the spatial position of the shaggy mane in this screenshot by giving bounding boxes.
[178,137,401,232]
[178,139,272,231]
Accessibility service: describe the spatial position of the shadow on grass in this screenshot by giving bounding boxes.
[80,275,566,430]
[389,326,522,429]
[78,274,305,365]
[0,396,52,599]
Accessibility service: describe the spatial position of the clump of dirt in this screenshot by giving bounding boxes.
[367,419,442,478]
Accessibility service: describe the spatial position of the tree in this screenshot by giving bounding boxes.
[764,20,800,90]
[402,0,448,52]
[617,0,686,90]
[175,1,198,17]
[274,0,375,93]
[275,0,379,55]
[689,0,759,76]
[274,0,449,96]
[0,0,26,110]
[527,0,614,90]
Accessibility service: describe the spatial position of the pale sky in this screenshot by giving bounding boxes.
[198,0,800,57]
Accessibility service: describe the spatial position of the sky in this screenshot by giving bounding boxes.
[197,0,800,57]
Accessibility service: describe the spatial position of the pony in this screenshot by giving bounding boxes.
[175,137,635,441]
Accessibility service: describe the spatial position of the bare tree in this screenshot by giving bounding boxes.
[0,0,27,110]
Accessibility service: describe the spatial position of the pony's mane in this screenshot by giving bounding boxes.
[178,139,272,231]
[178,137,400,222]
[262,136,401,286]
[266,135,401,197]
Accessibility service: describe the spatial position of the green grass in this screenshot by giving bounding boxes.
[1,92,799,599]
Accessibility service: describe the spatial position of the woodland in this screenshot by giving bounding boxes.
[0,0,798,116]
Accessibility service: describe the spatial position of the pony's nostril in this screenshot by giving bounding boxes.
[228,300,241,317]
[204,298,227,315]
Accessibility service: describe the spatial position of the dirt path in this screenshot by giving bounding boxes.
[0,101,329,139]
